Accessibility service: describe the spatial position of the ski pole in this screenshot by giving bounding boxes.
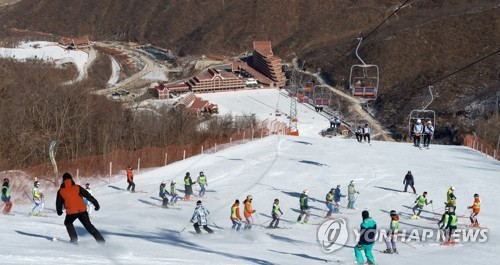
[180,221,192,233]
[255,214,265,231]
[209,218,222,231]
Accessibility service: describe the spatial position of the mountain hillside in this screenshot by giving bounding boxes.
[0,0,499,142]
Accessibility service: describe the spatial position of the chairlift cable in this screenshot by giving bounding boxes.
[416,48,500,90]
[333,0,411,63]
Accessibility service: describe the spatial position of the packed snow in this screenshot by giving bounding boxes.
[199,89,330,137]
[1,132,499,264]
[0,41,89,82]
[107,56,121,86]
[141,70,168,81]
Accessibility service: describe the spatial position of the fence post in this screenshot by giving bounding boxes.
[109,162,112,184]
[261,128,263,138]
[494,149,497,160]
[215,143,217,152]
[165,153,168,166]
[230,137,232,146]
[252,128,255,140]
[243,130,246,140]
[183,150,186,160]
[76,169,79,184]
[137,158,141,174]
[201,145,204,154]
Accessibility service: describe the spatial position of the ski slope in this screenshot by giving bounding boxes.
[1,135,499,265]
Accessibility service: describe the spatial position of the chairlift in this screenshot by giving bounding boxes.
[312,85,332,106]
[349,37,379,98]
[408,86,436,136]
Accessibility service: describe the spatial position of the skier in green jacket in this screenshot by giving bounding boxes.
[412,191,432,219]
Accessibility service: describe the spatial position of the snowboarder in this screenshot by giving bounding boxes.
[297,189,310,224]
[191,200,213,234]
[354,210,377,265]
[184,172,195,201]
[31,180,45,216]
[1,178,13,214]
[197,171,207,198]
[467,193,481,227]
[159,181,169,208]
[413,119,424,147]
[446,186,457,210]
[412,191,432,219]
[243,195,256,229]
[334,185,345,213]
[56,173,105,245]
[441,207,458,243]
[362,124,371,143]
[84,183,93,216]
[383,210,399,254]
[170,181,180,205]
[347,180,360,209]
[126,166,135,192]
[325,188,335,219]
[403,171,416,193]
[268,199,283,228]
[423,121,434,148]
[355,126,363,142]
[230,199,242,231]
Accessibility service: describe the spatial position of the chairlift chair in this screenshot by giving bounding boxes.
[349,38,379,98]
[407,86,436,136]
[312,85,332,106]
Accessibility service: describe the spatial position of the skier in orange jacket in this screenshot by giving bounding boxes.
[243,195,256,230]
[467,193,481,227]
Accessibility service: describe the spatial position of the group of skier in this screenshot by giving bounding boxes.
[411,119,434,148]
[354,124,371,143]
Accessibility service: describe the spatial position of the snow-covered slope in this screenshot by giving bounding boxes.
[1,135,498,265]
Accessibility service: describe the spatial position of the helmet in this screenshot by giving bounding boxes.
[85,183,90,187]
[417,119,422,123]
[200,171,204,175]
[451,186,456,191]
[161,181,166,185]
[427,121,432,124]
[274,198,279,202]
[171,181,176,184]
[474,193,479,198]
[337,184,341,188]
[350,180,355,184]
[390,210,397,216]
[423,191,428,195]
[3,178,9,183]
[186,172,190,176]
[34,181,40,187]
[196,200,202,205]
[303,189,309,194]
[247,195,253,200]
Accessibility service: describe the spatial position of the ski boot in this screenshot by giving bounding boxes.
[382,248,392,254]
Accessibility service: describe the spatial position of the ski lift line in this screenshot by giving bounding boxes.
[422,86,434,111]
[332,0,412,63]
[416,48,500,90]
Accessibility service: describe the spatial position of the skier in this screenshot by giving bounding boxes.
[170,181,180,205]
[159,181,169,208]
[467,193,481,227]
[31,181,45,216]
[297,189,310,224]
[197,171,207,198]
[83,183,93,216]
[403,171,416,193]
[347,180,360,210]
[423,121,434,148]
[184,172,195,201]
[126,166,135,192]
[442,207,458,243]
[1,178,13,214]
[334,185,345,213]
[446,186,457,210]
[412,191,432,219]
[335,117,341,132]
[354,210,377,265]
[383,210,399,254]
[362,124,371,143]
[191,200,214,234]
[325,188,335,219]
[268,199,283,228]
[230,199,242,231]
[330,116,336,129]
[56,173,105,245]
[413,119,424,147]
[355,126,363,143]
[243,195,256,229]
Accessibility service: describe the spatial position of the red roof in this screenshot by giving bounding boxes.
[191,98,209,109]
[253,41,272,52]
[73,38,90,45]
[155,84,165,91]
[59,38,72,45]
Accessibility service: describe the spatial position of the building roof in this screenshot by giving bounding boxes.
[190,97,209,109]
[194,68,240,81]
[253,41,272,53]
[59,38,72,45]
[73,38,90,45]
